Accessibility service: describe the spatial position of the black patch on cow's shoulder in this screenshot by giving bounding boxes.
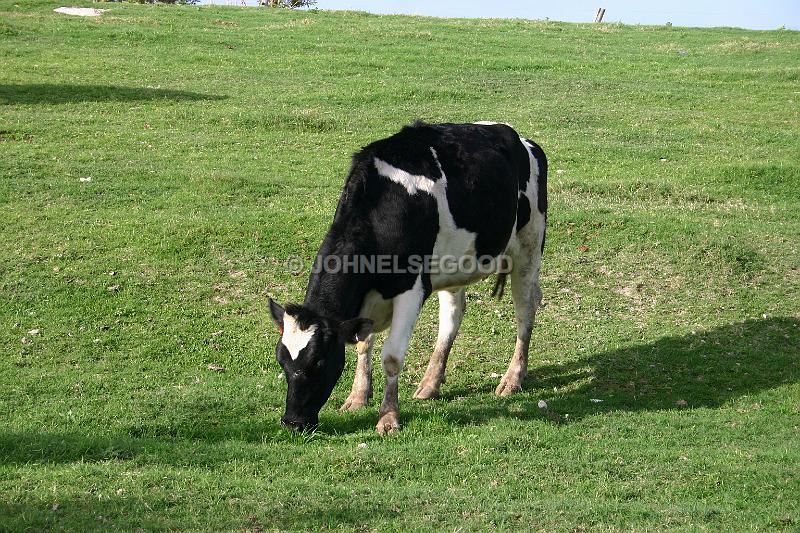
[516,192,531,232]
[524,138,548,214]
[367,123,444,180]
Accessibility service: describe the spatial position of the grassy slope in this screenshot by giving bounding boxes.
[1,1,799,530]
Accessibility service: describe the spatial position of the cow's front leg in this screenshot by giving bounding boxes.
[377,277,425,435]
[414,289,465,400]
[340,334,374,411]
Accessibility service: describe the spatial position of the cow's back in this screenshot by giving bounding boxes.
[325,121,532,299]
[346,123,524,244]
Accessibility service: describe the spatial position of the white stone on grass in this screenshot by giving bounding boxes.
[54,7,108,16]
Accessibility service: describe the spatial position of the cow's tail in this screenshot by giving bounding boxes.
[491,272,507,300]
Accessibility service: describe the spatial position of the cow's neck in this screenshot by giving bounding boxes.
[302,226,370,323]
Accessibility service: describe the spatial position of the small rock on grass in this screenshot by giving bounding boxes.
[537,400,548,409]
[207,363,226,372]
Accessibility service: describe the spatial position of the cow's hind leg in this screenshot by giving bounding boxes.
[340,334,374,411]
[495,262,540,396]
[377,277,426,435]
[413,288,466,400]
[496,230,544,396]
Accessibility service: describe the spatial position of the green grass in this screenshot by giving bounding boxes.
[1,1,799,530]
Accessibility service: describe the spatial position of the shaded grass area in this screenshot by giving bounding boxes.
[0,83,227,105]
[1,0,799,530]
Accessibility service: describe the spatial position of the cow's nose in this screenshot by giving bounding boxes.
[281,416,313,432]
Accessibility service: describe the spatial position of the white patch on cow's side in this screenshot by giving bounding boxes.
[358,290,393,333]
[428,148,482,290]
[519,138,542,213]
[502,137,545,262]
[281,314,317,360]
[373,157,436,195]
[473,120,512,127]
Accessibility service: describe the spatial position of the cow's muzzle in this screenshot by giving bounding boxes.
[280,415,317,432]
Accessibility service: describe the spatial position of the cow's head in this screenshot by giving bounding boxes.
[269,298,373,431]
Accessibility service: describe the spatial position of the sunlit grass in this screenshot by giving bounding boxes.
[1,1,799,530]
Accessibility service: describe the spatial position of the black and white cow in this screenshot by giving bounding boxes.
[269,121,547,435]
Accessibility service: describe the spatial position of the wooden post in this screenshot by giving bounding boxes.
[594,8,606,23]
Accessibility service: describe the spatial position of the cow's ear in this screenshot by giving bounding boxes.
[339,318,373,344]
[269,298,285,330]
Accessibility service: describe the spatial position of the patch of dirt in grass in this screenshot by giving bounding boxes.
[3,12,41,19]
[654,42,686,53]
[214,19,239,28]
[93,16,160,26]
[709,38,788,53]
[590,24,621,33]
[263,18,316,30]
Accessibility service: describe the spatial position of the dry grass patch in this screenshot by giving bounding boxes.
[709,38,786,53]
[263,17,316,30]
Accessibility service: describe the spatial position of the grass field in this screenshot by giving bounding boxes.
[1,1,799,530]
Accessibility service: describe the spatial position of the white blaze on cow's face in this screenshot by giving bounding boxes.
[281,313,317,360]
[268,298,374,432]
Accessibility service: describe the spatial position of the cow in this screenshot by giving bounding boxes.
[268,121,547,435]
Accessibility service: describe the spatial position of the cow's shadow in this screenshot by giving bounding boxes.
[427,316,800,426]
[1,317,796,466]
[1,318,797,528]
[0,84,227,105]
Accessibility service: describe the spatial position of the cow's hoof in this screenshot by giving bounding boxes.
[376,411,401,435]
[495,375,523,396]
[340,395,369,411]
[412,382,440,400]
